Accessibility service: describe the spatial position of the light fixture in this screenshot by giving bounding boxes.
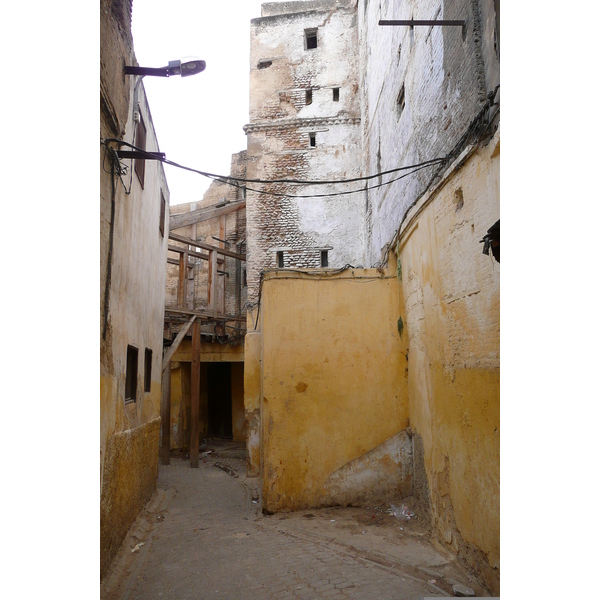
[124,56,206,78]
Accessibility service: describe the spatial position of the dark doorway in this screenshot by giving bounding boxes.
[207,363,232,438]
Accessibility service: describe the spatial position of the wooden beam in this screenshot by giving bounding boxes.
[162,315,196,371]
[160,361,171,465]
[164,307,246,322]
[169,200,246,230]
[169,231,246,261]
[168,245,224,264]
[190,319,201,468]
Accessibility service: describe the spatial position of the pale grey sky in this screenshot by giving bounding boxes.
[132,1,278,205]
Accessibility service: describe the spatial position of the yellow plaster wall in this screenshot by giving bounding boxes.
[244,329,262,476]
[231,363,245,442]
[396,135,500,593]
[259,269,409,511]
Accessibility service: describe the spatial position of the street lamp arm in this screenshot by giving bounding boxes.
[124,58,206,78]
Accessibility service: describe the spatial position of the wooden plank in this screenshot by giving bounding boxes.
[168,245,224,264]
[169,231,246,261]
[162,315,196,371]
[169,200,246,230]
[164,307,246,322]
[190,319,201,468]
[160,361,171,465]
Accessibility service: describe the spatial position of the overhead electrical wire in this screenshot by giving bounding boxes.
[102,137,448,199]
[102,83,498,201]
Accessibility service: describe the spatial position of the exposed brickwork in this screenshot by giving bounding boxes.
[246,2,365,302]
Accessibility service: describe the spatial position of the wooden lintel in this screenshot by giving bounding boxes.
[169,200,246,230]
[169,231,246,261]
[164,307,246,322]
[162,316,196,371]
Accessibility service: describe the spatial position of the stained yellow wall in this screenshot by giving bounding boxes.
[244,328,262,476]
[100,1,169,576]
[232,363,245,442]
[396,134,500,593]
[259,269,410,511]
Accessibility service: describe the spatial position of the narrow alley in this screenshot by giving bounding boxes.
[101,441,486,600]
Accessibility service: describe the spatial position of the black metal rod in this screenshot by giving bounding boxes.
[115,151,166,160]
[124,65,169,77]
[379,19,465,27]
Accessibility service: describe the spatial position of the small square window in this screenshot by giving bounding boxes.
[309,133,316,148]
[305,29,318,50]
[277,251,284,268]
[321,250,329,267]
[125,345,138,402]
[144,349,152,393]
[332,88,339,102]
[306,89,312,105]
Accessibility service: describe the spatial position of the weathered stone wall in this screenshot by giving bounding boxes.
[246,0,366,302]
[358,0,499,264]
[100,0,169,578]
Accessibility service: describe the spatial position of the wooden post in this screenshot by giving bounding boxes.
[219,216,226,316]
[177,252,188,308]
[190,319,202,468]
[208,250,218,317]
[188,211,197,309]
[219,274,226,315]
[161,361,171,465]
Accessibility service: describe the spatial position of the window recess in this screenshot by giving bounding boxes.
[125,345,138,402]
[305,28,318,49]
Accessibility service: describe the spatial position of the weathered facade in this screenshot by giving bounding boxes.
[245,0,366,302]
[100,0,170,579]
[245,0,499,595]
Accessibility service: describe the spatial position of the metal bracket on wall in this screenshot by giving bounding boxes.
[115,150,166,160]
[379,19,467,41]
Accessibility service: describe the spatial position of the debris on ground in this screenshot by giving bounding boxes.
[452,583,475,597]
[388,504,415,520]
[131,542,145,553]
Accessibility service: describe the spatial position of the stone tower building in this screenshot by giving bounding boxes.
[245,0,365,302]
